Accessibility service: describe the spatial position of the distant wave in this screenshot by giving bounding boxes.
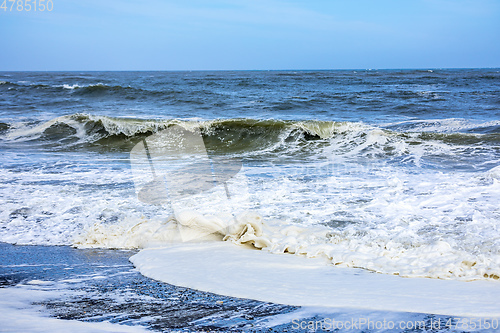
[0,121,10,133]
[0,81,17,87]
[0,80,177,95]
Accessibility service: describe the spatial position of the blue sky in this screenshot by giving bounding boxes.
[1,0,499,70]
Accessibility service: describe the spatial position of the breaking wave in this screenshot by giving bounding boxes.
[1,114,498,168]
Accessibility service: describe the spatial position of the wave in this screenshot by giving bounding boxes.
[0,113,347,141]
[71,83,138,95]
[1,114,499,165]
[0,81,181,99]
[0,80,17,87]
[0,81,63,89]
[0,122,10,134]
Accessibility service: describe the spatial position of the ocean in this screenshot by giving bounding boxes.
[0,69,499,332]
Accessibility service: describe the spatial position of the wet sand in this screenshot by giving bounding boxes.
[0,242,296,332]
[1,242,489,333]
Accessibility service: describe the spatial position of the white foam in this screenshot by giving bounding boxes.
[0,155,163,246]
[383,118,500,133]
[26,280,54,285]
[242,165,500,281]
[60,84,80,90]
[130,242,500,317]
[72,163,500,281]
[489,165,500,180]
[74,211,259,249]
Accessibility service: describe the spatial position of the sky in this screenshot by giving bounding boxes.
[1,0,499,70]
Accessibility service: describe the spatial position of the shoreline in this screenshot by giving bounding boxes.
[2,242,498,332]
[0,242,297,332]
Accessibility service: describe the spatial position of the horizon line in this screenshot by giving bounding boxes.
[1,67,499,72]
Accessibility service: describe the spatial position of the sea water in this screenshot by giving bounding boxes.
[1,70,499,328]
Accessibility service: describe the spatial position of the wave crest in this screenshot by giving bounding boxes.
[1,114,499,167]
